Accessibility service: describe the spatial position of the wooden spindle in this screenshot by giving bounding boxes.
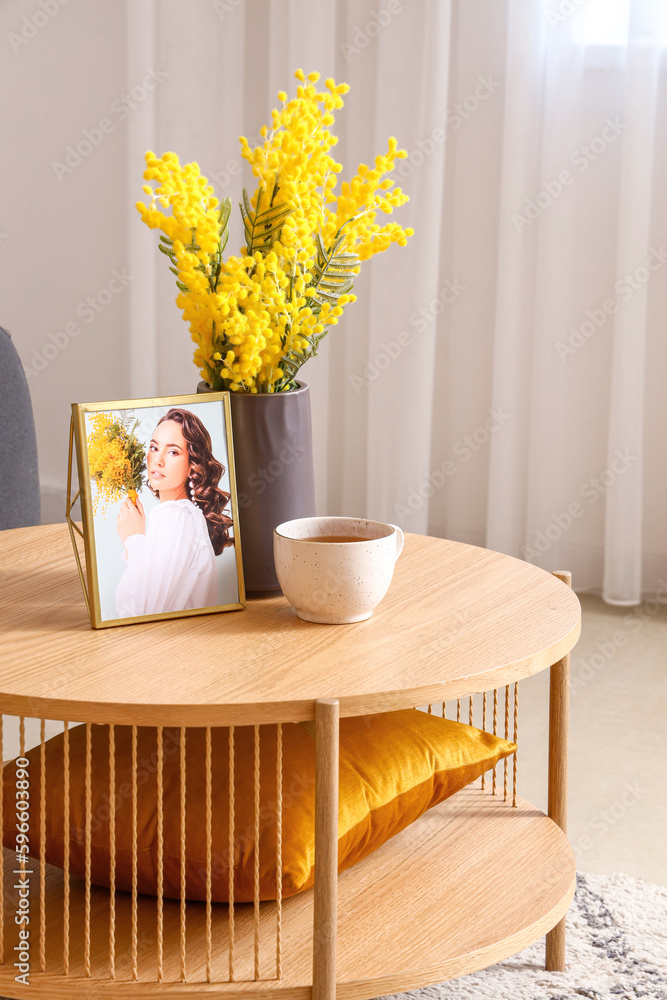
[503,686,509,802]
[456,699,461,723]
[179,727,187,983]
[546,570,572,972]
[276,722,283,980]
[481,692,487,789]
[156,726,164,983]
[468,696,474,726]
[228,725,235,982]
[492,689,498,795]
[84,722,92,977]
[63,722,70,975]
[205,726,212,984]
[109,723,116,979]
[39,719,46,972]
[253,724,261,981]
[313,699,339,1000]
[513,682,519,807]
[131,725,138,981]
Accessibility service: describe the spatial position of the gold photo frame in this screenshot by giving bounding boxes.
[67,393,245,629]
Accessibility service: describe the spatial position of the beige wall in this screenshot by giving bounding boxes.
[2,2,133,520]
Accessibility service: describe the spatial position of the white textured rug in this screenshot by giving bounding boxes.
[377,873,667,1000]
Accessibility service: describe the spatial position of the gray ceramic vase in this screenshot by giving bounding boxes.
[197,380,316,593]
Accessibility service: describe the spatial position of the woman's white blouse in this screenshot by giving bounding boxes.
[115,499,218,617]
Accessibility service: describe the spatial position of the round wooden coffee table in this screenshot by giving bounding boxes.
[0,524,580,999]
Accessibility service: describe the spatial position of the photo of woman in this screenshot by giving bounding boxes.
[79,395,244,627]
[114,407,234,618]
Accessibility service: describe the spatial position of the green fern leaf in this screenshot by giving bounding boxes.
[240,185,291,255]
[306,233,359,315]
[218,196,232,255]
[218,197,231,227]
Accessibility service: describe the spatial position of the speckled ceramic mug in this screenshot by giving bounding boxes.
[273,516,405,624]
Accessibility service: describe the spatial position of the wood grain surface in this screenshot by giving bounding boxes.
[546,570,572,971]
[0,524,581,726]
[313,700,339,1000]
[0,786,575,999]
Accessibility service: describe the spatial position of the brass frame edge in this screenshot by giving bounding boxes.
[66,412,91,618]
[69,393,246,629]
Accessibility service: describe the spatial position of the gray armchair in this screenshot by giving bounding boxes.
[0,327,40,529]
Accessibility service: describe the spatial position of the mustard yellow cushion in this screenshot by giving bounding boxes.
[2,711,515,901]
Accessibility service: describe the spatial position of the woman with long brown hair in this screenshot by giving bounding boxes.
[114,407,234,617]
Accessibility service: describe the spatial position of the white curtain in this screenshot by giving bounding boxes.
[478,0,667,605]
[126,0,666,604]
[3,0,664,604]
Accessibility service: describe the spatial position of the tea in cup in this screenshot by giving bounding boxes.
[273,516,404,624]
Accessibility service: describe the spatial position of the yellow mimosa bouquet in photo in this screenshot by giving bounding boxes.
[136,69,414,393]
[86,412,147,515]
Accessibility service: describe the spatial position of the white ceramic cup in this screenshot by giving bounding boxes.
[273,516,405,624]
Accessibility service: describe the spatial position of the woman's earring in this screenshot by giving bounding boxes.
[189,478,198,507]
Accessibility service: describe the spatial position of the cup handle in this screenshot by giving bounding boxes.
[388,524,404,561]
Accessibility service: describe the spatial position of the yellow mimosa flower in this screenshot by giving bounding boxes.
[137,70,412,392]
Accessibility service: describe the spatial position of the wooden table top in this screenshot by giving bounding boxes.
[0,524,580,726]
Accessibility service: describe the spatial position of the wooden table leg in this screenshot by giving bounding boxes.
[545,570,571,972]
[313,698,339,1000]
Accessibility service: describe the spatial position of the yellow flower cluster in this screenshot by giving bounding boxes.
[138,152,221,259]
[137,70,413,392]
[86,413,145,515]
[323,136,414,261]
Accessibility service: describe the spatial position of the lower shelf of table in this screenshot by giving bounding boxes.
[0,785,575,999]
